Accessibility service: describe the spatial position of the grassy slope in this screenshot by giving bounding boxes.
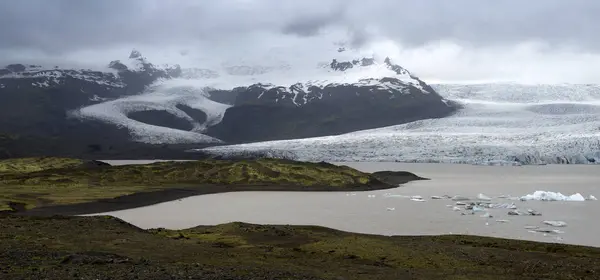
[1,214,599,280]
[0,157,415,212]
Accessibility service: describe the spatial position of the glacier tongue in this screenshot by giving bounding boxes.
[200,83,600,165]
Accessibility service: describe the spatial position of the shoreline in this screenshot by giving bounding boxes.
[2,214,600,280]
[17,181,415,217]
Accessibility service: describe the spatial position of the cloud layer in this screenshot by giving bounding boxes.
[1,0,599,84]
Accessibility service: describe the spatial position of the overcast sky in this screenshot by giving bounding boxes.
[1,0,599,83]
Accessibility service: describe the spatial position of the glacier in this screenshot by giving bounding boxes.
[200,83,600,165]
[72,50,432,144]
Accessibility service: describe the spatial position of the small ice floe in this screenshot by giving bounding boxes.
[409,195,426,202]
[367,194,376,198]
[346,193,357,196]
[520,191,585,202]
[480,212,493,218]
[488,203,517,209]
[455,202,467,206]
[472,206,486,213]
[452,195,470,201]
[477,193,492,201]
[497,194,511,199]
[508,209,542,216]
[542,220,567,227]
[496,219,510,223]
[431,195,444,200]
[386,207,395,211]
[526,226,564,234]
[452,206,462,211]
[588,195,598,201]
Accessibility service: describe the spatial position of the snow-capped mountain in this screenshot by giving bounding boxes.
[0,49,456,157]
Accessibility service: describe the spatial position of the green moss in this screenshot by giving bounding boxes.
[2,216,599,279]
[0,157,85,174]
[0,157,407,211]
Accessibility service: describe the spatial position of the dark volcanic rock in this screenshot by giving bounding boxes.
[128,110,194,131]
[176,104,207,123]
[206,82,456,143]
[0,51,458,158]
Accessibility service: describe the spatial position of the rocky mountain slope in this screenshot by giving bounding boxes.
[0,49,458,158]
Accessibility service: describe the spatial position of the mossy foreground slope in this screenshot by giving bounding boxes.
[1,215,599,280]
[0,157,420,213]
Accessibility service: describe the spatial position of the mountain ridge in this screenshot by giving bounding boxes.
[0,49,458,158]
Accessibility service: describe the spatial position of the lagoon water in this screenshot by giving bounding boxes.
[95,161,600,247]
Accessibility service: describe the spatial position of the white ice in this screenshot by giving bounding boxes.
[520,191,587,202]
[201,83,600,165]
[72,80,229,144]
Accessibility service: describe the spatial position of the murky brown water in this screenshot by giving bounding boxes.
[93,161,600,247]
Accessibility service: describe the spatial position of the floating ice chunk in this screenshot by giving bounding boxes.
[543,221,567,227]
[411,198,426,202]
[386,207,395,211]
[588,195,598,201]
[528,227,564,234]
[497,195,511,199]
[431,196,444,200]
[496,219,510,223]
[455,202,467,206]
[452,195,470,201]
[508,209,542,216]
[367,195,376,198]
[472,206,486,212]
[480,212,493,218]
[477,193,492,201]
[452,206,462,211]
[489,203,517,209]
[520,191,586,202]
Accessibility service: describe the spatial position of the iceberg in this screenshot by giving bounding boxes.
[520,191,586,202]
[477,193,492,201]
[542,221,567,227]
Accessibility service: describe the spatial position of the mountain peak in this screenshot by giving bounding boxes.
[129,49,143,59]
[384,57,411,76]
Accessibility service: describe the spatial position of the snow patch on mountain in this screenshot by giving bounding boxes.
[199,83,600,165]
[0,68,126,89]
[174,56,428,97]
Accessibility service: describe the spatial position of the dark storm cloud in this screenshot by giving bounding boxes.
[1,0,598,54]
[2,0,600,84]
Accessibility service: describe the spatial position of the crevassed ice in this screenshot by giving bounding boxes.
[201,84,600,165]
[73,80,229,144]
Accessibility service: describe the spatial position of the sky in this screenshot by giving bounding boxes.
[1,0,599,84]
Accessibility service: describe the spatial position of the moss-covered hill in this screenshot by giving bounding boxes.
[0,157,421,213]
[1,214,599,280]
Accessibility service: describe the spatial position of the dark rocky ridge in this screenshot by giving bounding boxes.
[127,110,195,131]
[0,51,459,158]
[206,57,456,143]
